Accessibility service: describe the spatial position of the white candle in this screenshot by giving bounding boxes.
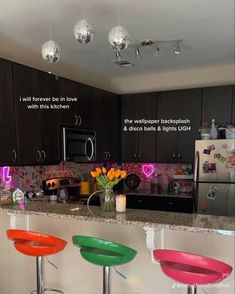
[116,194,126,212]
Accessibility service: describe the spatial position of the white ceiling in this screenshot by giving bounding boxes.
[0,0,234,93]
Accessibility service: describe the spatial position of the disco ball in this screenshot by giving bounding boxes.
[74,19,95,44]
[108,25,130,51]
[41,40,61,63]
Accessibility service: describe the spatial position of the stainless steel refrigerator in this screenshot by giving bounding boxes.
[194,139,235,217]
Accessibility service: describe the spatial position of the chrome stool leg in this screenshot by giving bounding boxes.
[187,285,197,294]
[31,256,64,294]
[103,266,111,294]
[37,256,44,294]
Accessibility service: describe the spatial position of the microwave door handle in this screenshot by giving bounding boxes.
[193,151,200,182]
[90,138,94,160]
[85,138,88,160]
[85,137,94,161]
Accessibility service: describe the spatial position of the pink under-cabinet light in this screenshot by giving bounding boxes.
[0,166,12,185]
[142,164,155,178]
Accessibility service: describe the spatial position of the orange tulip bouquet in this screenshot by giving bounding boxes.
[90,167,127,211]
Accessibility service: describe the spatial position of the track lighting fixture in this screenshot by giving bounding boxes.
[135,47,142,58]
[174,42,181,55]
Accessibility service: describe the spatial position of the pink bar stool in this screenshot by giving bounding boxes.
[154,249,232,294]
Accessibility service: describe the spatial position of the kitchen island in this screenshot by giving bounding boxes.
[0,203,234,294]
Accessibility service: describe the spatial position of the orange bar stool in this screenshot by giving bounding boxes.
[7,229,67,294]
[154,249,233,294]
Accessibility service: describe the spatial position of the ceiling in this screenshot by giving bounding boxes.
[0,0,234,93]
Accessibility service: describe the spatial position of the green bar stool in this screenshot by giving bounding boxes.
[72,235,137,294]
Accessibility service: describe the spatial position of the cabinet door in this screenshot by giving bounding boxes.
[106,92,120,162]
[121,94,140,162]
[202,85,233,125]
[13,63,41,165]
[93,88,120,162]
[156,91,179,162]
[59,78,80,127]
[137,93,157,162]
[76,83,94,130]
[59,78,94,129]
[177,89,201,163]
[0,59,17,165]
[38,72,61,164]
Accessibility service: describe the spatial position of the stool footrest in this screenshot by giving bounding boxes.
[31,288,64,294]
[43,289,64,293]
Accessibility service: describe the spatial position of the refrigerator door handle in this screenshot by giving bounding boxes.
[193,151,200,182]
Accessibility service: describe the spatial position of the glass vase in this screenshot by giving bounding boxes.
[100,189,115,211]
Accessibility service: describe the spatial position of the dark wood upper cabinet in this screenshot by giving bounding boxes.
[1,57,235,166]
[13,64,61,165]
[0,59,17,165]
[156,89,201,163]
[59,78,80,127]
[121,94,139,162]
[121,93,157,162]
[156,91,179,162]
[137,93,157,162]
[176,89,201,162]
[13,63,42,165]
[202,85,233,126]
[38,71,61,164]
[59,78,94,129]
[93,88,120,162]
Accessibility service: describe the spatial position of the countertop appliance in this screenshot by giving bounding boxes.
[62,127,96,162]
[194,139,235,217]
[42,177,81,202]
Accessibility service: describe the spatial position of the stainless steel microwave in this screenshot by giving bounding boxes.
[62,127,96,162]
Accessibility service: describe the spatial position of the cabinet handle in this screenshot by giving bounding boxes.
[133,154,137,158]
[77,115,82,127]
[37,150,42,162]
[138,154,141,158]
[178,153,181,159]
[104,152,107,160]
[173,153,176,159]
[74,115,78,126]
[12,149,17,162]
[41,150,46,161]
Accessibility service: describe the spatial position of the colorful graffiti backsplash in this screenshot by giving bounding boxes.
[0,162,94,191]
[122,162,192,191]
[0,162,192,192]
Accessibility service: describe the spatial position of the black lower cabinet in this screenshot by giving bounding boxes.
[126,195,193,213]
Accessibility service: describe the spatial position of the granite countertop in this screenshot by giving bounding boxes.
[0,202,234,236]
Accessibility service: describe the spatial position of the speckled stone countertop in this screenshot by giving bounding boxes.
[0,202,234,236]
